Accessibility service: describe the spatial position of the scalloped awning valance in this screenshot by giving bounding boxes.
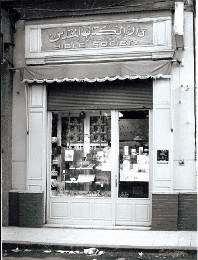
[23,60,172,84]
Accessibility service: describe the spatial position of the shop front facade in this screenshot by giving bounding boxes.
[9,2,197,230]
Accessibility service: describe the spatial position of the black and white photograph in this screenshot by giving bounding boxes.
[1,0,197,259]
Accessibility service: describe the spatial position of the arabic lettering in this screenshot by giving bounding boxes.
[49,32,63,43]
[42,21,153,51]
[80,26,91,39]
[48,23,148,43]
[136,28,146,37]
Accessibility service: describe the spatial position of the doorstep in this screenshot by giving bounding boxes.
[2,226,197,250]
[44,224,151,230]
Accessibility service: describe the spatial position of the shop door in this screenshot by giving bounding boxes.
[115,110,151,226]
[47,109,151,226]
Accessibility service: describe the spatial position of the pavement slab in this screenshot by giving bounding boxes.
[2,227,197,250]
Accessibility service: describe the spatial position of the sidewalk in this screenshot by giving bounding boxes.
[2,226,197,250]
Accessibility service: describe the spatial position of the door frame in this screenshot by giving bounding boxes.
[114,109,152,226]
[46,110,152,226]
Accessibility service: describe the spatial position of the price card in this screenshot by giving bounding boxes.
[65,149,74,161]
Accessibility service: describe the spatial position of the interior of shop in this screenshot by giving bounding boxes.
[119,110,149,198]
[50,110,149,199]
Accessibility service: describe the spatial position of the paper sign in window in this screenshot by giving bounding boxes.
[65,149,74,161]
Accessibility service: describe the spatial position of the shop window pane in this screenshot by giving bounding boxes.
[118,111,149,198]
[51,111,111,197]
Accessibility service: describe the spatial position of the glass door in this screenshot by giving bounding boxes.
[118,110,149,198]
[47,109,151,226]
[116,110,151,226]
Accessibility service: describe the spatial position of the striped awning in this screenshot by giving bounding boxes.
[23,60,172,84]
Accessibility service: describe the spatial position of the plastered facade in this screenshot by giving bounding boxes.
[11,11,196,205]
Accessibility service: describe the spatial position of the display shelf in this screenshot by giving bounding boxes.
[68,123,82,125]
[65,180,78,184]
[69,164,95,170]
[90,143,108,147]
[120,167,149,181]
[65,143,84,147]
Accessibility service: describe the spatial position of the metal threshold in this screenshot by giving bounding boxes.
[44,224,151,230]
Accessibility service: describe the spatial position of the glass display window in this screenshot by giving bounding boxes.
[50,109,150,199]
[50,111,112,197]
[118,110,149,198]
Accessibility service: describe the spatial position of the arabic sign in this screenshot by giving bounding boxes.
[41,21,153,51]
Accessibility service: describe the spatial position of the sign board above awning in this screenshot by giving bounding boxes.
[23,60,172,83]
[41,21,153,52]
[25,15,172,64]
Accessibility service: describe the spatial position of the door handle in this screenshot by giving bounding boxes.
[115,177,118,187]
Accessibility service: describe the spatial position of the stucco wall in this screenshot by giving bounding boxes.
[12,20,27,190]
[1,9,13,226]
[172,12,196,191]
[11,11,196,192]
[2,62,13,226]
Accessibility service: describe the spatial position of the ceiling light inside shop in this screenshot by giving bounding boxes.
[119,112,123,118]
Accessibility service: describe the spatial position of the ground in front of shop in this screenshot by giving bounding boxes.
[2,244,197,260]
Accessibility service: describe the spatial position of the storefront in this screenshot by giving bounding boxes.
[10,5,196,229]
[22,12,172,227]
[46,79,153,226]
